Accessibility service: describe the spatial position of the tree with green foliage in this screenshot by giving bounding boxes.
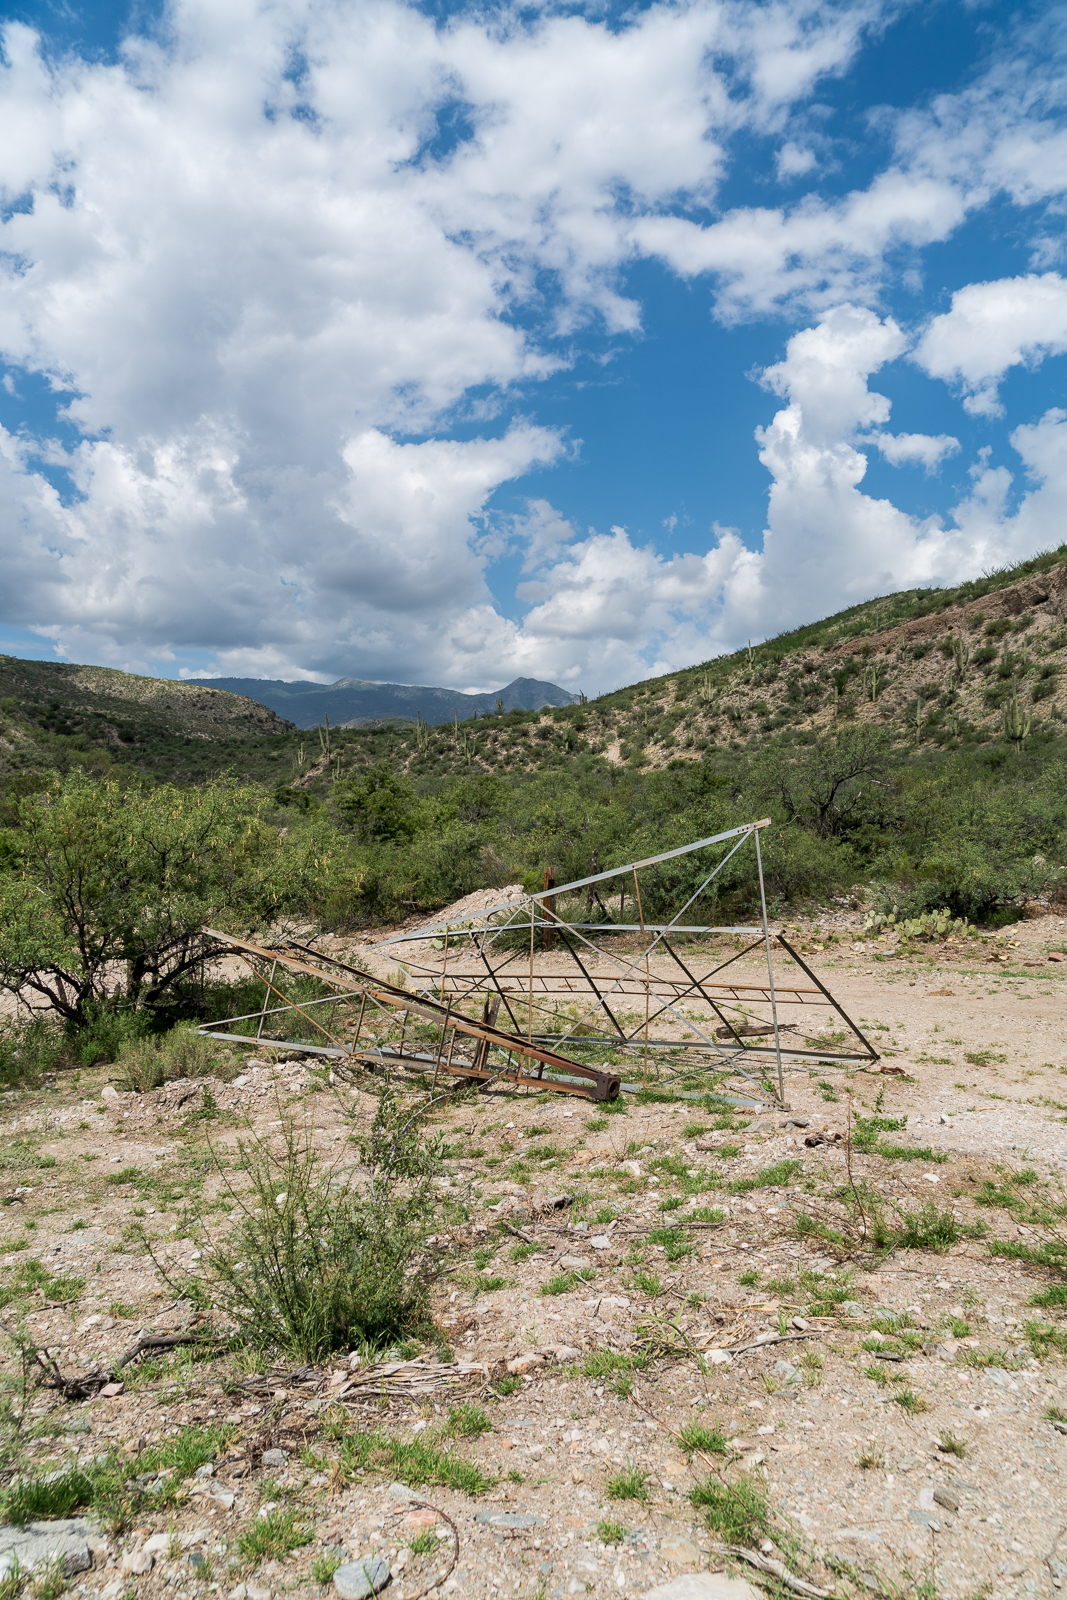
[0,773,314,1023]
[334,761,423,843]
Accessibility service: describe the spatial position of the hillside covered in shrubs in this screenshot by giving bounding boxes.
[1,549,1066,1070]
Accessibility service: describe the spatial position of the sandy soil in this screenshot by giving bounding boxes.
[4,911,1067,1600]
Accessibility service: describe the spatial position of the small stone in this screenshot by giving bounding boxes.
[333,1556,391,1599]
[247,1586,272,1600]
[589,1235,612,1250]
[551,1344,582,1361]
[99,1382,124,1398]
[559,1256,592,1271]
[506,1352,544,1375]
[195,1464,215,1479]
[771,1360,799,1384]
[933,1487,960,1513]
[122,1550,155,1574]
[660,1535,701,1566]
[644,1576,761,1600]
[261,1449,289,1469]
[143,1534,171,1555]
[476,1513,544,1529]
[384,1483,421,1503]
[101,1086,121,1102]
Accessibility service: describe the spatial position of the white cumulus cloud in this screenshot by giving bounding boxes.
[914,273,1067,416]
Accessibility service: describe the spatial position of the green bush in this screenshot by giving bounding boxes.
[114,1029,227,1092]
[191,1087,441,1359]
[0,1015,70,1087]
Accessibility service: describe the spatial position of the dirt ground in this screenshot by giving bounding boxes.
[4,907,1067,1600]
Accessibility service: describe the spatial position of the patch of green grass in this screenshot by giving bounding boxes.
[509,1243,540,1262]
[659,1196,684,1212]
[632,1269,661,1296]
[949,1317,972,1336]
[506,1468,524,1484]
[236,1510,312,1564]
[106,1166,143,1186]
[857,1446,884,1470]
[1045,1405,1067,1423]
[937,1430,966,1458]
[766,1276,797,1296]
[988,1238,1067,1275]
[597,1519,626,1545]
[727,1160,803,1193]
[690,1476,769,1544]
[738,1269,760,1287]
[893,1388,928,1414]
[1031,1283,1067,1308]
[586,1117,608,1132]
[683,1123,709,1139]
[606,1463,649,1501]
[646,1226,693,1261]
[1,1468,95,1524]
[477,1274,507,1291]
[0,1257,85,1313]
[0,1423,234,1527]
[1024,1321,1067,1359]
[592,1206,616,1225]
[678,1421,728,1457]
[541,1270,590,1296]
[581,1349,651,1396]
[337,1427,495,1495]
[492,1375,521,1397]
[312,1552,344,1585]
[691,1205,726,1225]
[873,1203,961,1254]
[445,1403,491,1438]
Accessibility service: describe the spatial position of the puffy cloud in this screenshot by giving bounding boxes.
[867,431,959,470]
[1,0,1066,695]
[914,273,1067,416]
[0,0,891,682]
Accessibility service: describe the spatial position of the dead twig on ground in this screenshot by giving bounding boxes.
[712,1544,831,1598]
[12,1329,221,1401]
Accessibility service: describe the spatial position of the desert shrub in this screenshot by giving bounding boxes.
[191,1087,441,1359]
[114,1029,227,1092]
[0,1015,71,1087]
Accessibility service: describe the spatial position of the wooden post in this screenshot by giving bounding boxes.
[543,865,556,952]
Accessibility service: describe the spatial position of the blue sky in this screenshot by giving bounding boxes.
[0,0,1066,692]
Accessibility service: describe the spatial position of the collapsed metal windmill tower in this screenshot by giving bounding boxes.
[200,818,877,1108]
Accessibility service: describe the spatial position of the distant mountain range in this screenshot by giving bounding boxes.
[206,674,578,729]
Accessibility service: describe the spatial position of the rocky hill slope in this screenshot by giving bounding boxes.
[322,546,1067,783]
[0,656,295,787]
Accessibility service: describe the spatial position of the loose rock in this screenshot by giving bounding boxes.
[0,1521,93,1579]
[333,1556,391,1599]
[644,1576,762,1600]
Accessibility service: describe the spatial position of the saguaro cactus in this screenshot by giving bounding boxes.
[951,634,970,681]
[1002,690,1032,753]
